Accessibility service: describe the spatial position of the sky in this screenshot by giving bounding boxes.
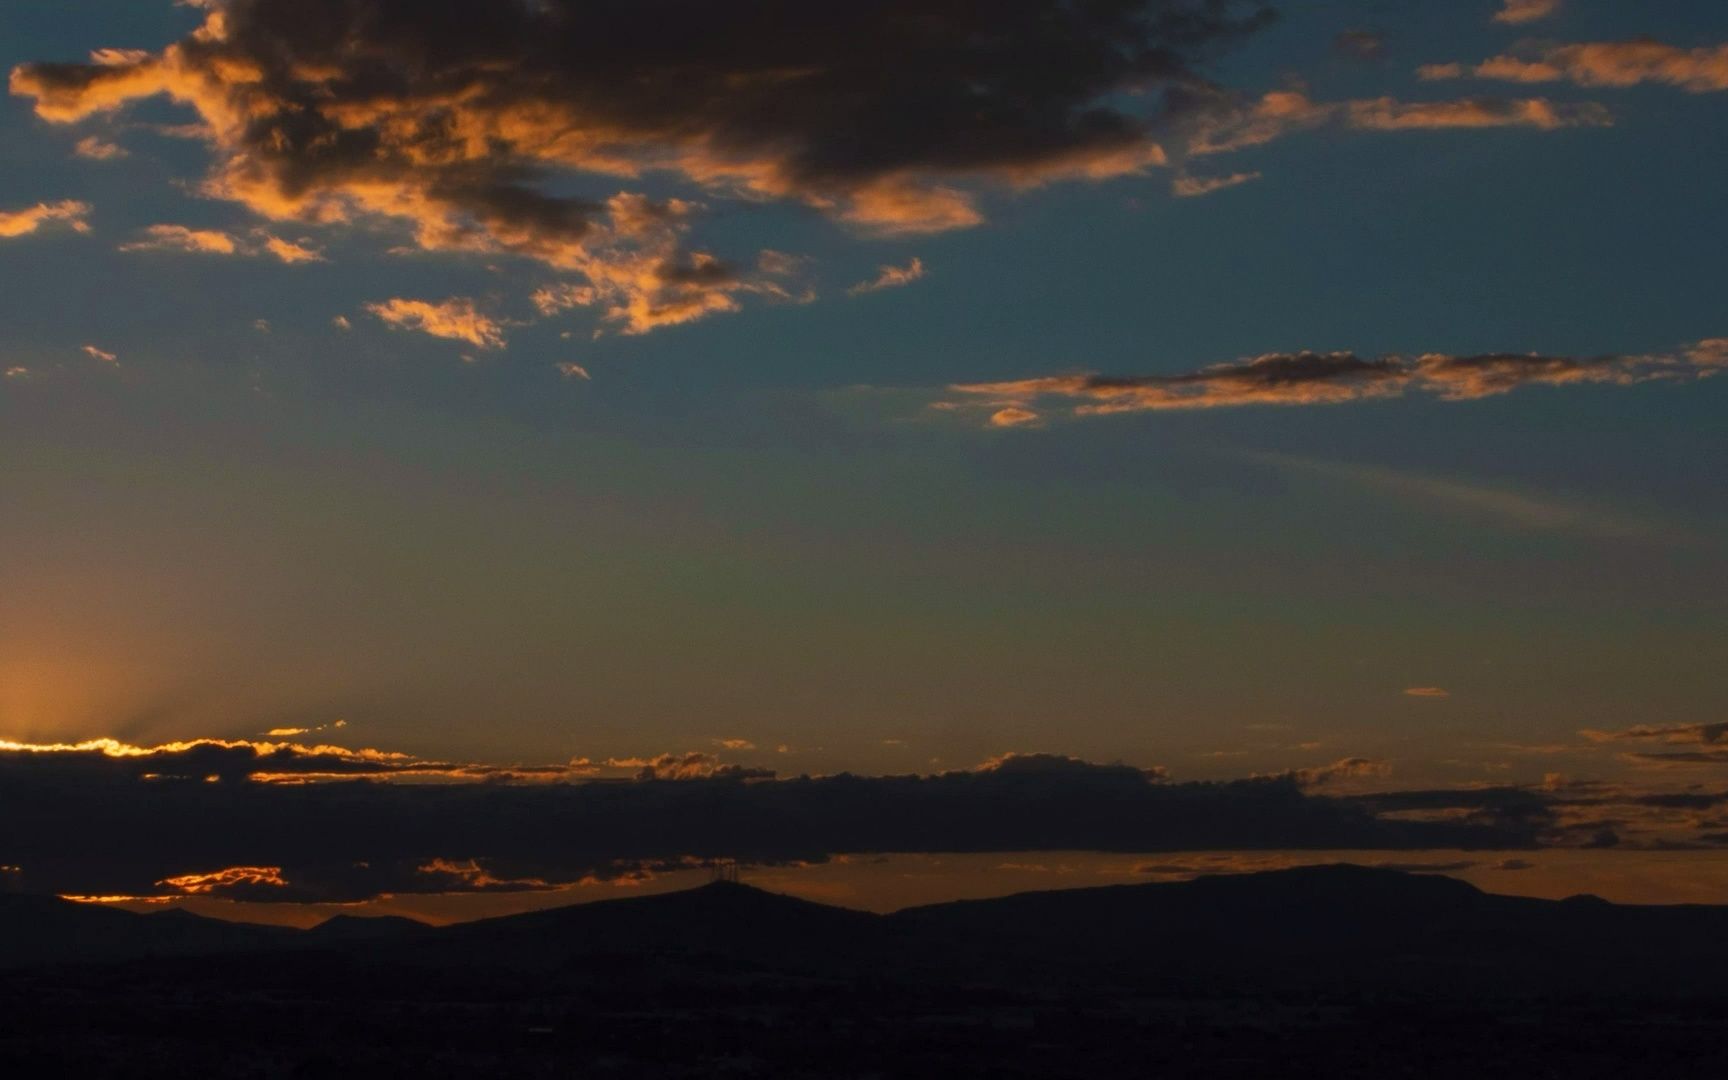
[1,0,1726,916]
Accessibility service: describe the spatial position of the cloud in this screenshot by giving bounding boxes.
[119,224,325,262]
[81,344,119,364]
[9,0,1275,332]
[119,224,238,255]
[1490,858,1536,871]
[1186,89,1607,155]
[365,297,507,350]
[989,406,1044,429]
[556,361,591,381]
[1582,723,1728,747]
[72,135,128,160]
[159,865,289,896]
[1345,96,1610,131]
[263,719,346,739]
[1,737,1540,904]
[938,339,1724,420]
[527,194,800,335]
[1242,452,1676,543]
[1424,39,1728,93]
[1262,757,1393,788]
[848,257,926,296]
[0,199,91,239]
[606,751,775,782]
[260,234,324,264]
[1493,0,1562,25]
[1172,170,1261,197]
[1404,687,1451,699]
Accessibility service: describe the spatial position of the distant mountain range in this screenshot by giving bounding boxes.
[6,863,1728,995]
[7,866,1728,1077]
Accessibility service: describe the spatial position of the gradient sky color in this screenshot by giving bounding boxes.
[2,1,1726,912]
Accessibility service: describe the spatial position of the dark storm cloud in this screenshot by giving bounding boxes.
[10,0,1272,247]
[9,0,1283,336]
[2,745,1538,903]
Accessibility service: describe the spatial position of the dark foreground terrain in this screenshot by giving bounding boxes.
[4,865,1727,1077]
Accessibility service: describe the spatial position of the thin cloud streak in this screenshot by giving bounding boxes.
[1232,450,1691,545]
[848,257,926,296]
[1493,0,1562,26]
[937,340,1726,425]
[1424,39,1728,93]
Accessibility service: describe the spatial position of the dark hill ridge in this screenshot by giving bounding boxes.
[6,865,1728,994]
[9,867,1728,1078]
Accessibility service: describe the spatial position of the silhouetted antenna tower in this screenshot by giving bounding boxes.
[708,859,740,884]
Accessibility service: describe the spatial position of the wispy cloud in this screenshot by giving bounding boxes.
[1422,39,1728,93]
[119,224,324,262]
[848,257,927,296]
[119,224,237,255]
[365,297,508,350]
[936,340,1725,426]
[1493,0,1562,26]
[0,199,90,239]
[1172,171,1262,198]
[1240,450,1680,543]
[1188,89,1608,156]
[72,134,128,160]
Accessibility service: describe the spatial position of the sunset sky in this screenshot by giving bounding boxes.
[2,0,1726,916]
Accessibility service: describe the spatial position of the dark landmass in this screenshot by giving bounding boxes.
[4,865,1727,1077]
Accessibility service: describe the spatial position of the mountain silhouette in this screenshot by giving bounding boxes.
[8,864,1728,993]
[7,867,1728,1077]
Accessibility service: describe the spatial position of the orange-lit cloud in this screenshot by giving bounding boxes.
[1424,40,1728,93]
[939,339,1725,421]
[1263,757,1393,788]
[989,406,1043,429]
[119,223,237,255]
[1493,0,1562,25]
[556,361,591,380]
[118,224,324,262]
[415,858,553,893]
[160,865,289,895]
[847,257,926,296]
[1346,96,1610,131]
[72,134,127,160]
[0,198,91,239]
[606,751,775,781]
[260,234,325,264]
[527,194,804,336]
[365,297,507,350]
[6,1,1276,333]
[81,344,118,364]
[264,720,346,739]
[1187,89,1606,156]
[1404,687,1452,699]
[1172,171,1261,197]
